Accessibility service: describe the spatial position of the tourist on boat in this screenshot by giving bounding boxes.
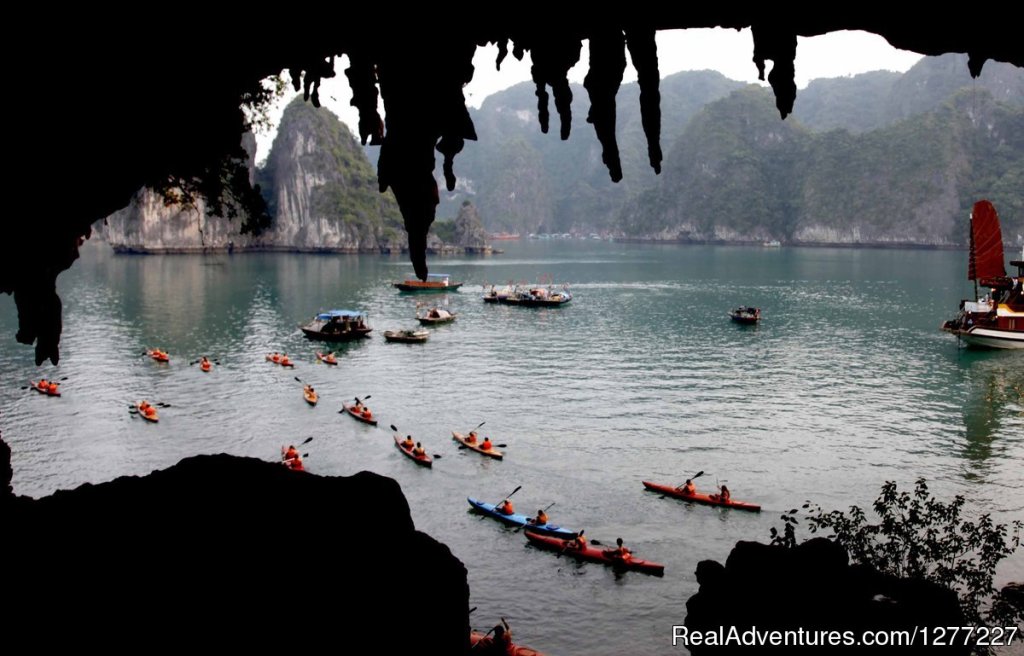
[361,406,373,420]
[284,445,300,462]
[606,537,632,560]
[497,498,514,515]
[47,380,59,394]
[678,479,696,496]
[139,401,157,419]
[567,530,587,550]
[718,485,731,502]
[527,508,549,525]
[354,398,364,411]
[280,353,291,366]
[200,356,210,367]
[304,384,315,396]
[412,442,426,457]
[481,437,493,451]
[37,379,49,391]
[270,352,280,362]
[402,435,415,450]
[465,431,478,444]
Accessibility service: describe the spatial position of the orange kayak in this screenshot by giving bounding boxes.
[200,361,212,372]
[304,389,318,406]
[148,350,169,362]
[137,402,159,423]
[393,434,432,467]
[452,432,503,460]
[642,481,761,512]
[29,381,61,397]
[266,354,294,367]
[342,403,377,426]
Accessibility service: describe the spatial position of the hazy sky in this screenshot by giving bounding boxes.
[254,29,923,161]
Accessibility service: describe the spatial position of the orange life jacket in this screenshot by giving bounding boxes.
[48,383,58,393]
[271,354,280,362]
[682,483,695,495]
[285,448,299,461]
[498,501,514,515]
[412,447,425,457]
[465,433,477,444]
[144,406,156,417]
[362,409,372,418]
[402,439,414,449]
[38,381,48,390]
[481,440,493,450]
[536,512,548,525]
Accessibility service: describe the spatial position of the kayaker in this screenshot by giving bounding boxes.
[678,479,696,496]
[607,537,632,561]
[47,381,59,394]
[718,485,731,502]
[497,498,514,515]
[401,435,415,450]
[533,508,549,525]
[284,445,300,461]
[304,384,315,396]
[139,401,157,419]
[465,431,478,444]
[481,437,493,451]
[353,398,364,411]
[200,356,210,366]
[361,406,373,420]
[37,379,49,391]
[567,530,587,550]
[281,353,291,366]
[477,618,512,654]
[412,442,426,457]
[271,352,281,363]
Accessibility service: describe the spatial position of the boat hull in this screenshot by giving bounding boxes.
[383,330,429,343]
[524,530,665,576]
[452,432,503,459]
[300,327,372,341]
[394,282,462,292]
[942,324,1024,349]
[642,481,761,512]
[342,403,378,425]
[466,498,576,538]
[394,434,432,467]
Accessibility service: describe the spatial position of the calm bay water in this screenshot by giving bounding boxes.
[2,240,1022,655]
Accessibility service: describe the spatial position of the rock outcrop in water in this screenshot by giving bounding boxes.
[452,201,490,253]
[2,447,469,651]
[684,538,967,655]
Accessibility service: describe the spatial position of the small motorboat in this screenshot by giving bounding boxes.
[300,310,372,341]
[384,329,430,343]
[729,306,761,324]
[417,307,456,325]
[393,273,462,292]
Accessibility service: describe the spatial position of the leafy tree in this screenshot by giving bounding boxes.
[771,478,1022,636]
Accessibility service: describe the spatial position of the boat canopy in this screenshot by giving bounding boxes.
[316,310,366,320]
[425,273,451,279]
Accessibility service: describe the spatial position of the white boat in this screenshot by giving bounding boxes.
[940,201,1024,349]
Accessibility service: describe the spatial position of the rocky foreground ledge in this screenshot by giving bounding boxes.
[684,538,971,655]
[1,444,468,652]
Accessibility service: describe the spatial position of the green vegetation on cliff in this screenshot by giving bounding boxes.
[623,84,1024,244]
[258,97,401,234]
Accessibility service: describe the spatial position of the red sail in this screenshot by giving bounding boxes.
[968,200,1006,281]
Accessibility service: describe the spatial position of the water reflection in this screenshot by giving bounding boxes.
[958,353,1024,474]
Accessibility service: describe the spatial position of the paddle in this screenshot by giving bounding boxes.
[675,470,705,491]
[189,358,221,365]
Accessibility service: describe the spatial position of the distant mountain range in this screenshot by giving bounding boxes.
[434,54,1023,246]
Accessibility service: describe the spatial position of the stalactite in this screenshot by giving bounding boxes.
[626,28,662,174]
[584,30,626,182]
[529,39,582,139]
[751,25,797,119]
[344,54,384,146]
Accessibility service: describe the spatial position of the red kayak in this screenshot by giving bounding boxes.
[524,530,664,576]
[642,481,761,512]
[470,631,545,655]
[342,403,378,426]
[316,352,338,365]
[29,381,61,397]
[393,434,432,468]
